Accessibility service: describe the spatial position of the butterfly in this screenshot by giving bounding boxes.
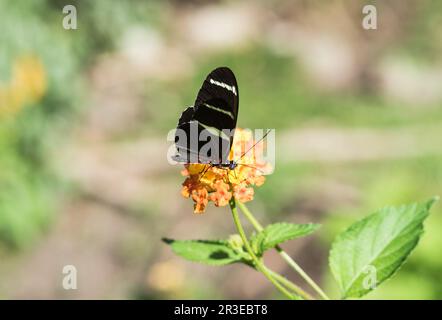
[172,67,269,173]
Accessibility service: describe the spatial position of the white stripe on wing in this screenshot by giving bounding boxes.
[209,78,237,96]
[202,103,234,119]
[193,121,231,141]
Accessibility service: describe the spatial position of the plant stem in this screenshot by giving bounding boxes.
[277,251,330,300]
[237,201,331,300]
[265,268,313,300]
[229,198,296,300]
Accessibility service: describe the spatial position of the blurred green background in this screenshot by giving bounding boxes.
[0,0,441,299]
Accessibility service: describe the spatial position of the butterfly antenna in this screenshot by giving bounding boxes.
[235,129,272,162]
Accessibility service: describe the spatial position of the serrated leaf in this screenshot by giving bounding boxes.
[163,238,244,266]
[329,197,438,298]
[251,223,321,255]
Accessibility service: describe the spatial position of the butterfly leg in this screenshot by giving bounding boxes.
[198,164,211,182]
[198,164,207,175]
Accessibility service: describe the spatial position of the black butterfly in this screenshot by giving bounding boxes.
[173,67,269,172]
[173,67,239,169]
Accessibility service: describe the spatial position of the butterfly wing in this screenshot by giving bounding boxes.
[174,67,239,164]
[194,67,239,133]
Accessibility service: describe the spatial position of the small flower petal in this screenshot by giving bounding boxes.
[210,180,232,207]
[233,183,254,203]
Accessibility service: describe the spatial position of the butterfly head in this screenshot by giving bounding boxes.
[228,160,237,171]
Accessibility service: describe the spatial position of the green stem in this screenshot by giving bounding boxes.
[265,268,313,300]
[277,251,330,300]
[229,198,295,300]
[237,201,331,300]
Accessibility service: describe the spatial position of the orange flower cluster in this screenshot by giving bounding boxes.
[181,128,271,213]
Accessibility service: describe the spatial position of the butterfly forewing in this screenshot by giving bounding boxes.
[174,67,239,164]
[194,67,239,132]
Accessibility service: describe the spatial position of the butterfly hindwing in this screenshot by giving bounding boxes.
[177,106,195,126]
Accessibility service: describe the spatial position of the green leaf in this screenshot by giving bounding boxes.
[251,223,321,255]
[162,238,245,266]
[329,197,439,298]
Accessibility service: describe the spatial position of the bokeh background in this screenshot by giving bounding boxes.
[0,0,441,299]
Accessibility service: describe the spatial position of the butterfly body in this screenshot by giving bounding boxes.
[213,160,238,170]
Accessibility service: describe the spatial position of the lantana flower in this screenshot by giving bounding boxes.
[180,128,271,213]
